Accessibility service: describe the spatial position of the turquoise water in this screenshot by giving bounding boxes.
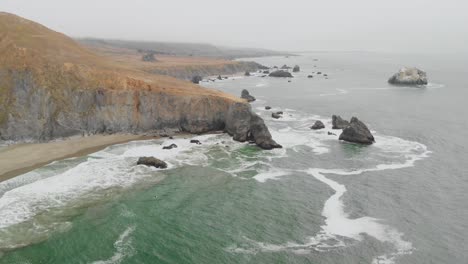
[0,52,467,263]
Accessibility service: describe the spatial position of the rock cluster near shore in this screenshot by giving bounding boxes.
[225,103,282,150]
[269,70,293,78]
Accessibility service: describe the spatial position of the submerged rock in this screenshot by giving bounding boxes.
[332,115,349,129]
[137,157,167,169]
[388,67,428,85]
[292,65,300,72]
[225,103,282,150]
[269,70,293,78]
[311,120,325,130]
[162,143,178,150]
[241,89,256,102]
[339,117,375,144]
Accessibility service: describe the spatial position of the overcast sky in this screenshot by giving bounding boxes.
[2,0,468,53]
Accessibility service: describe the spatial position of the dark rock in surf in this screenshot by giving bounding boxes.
[265,106,272,110]
[137,157,167,169]
[272,113,281,119]
[307,75,313,78]
[190,139,202,145]
[191,75,203,84]
[225,102,282,150]
[163,143,178,150]
[311,120,325,130]
[269,70,293,78]
[241,89,256,102]
[263,70,270,74]
[244,71,251,76]
[328,131,336,136]
[217,75,223,80]
[388,67,428,85]
[332,115,349,129]
[280,64,291,70]
[293,65,300,72]
[339,117,375,144]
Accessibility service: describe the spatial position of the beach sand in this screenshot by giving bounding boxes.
[0,134,154,182]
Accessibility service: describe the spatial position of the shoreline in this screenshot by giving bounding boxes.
[0,134,157,183]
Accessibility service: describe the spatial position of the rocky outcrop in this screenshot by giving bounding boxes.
[311,121,325,130]
[190,139,201,145]
[388,67,428,85]
[339,117,375,144]
[244,71,251,76]
[137,157,167,169]
[241,89,256,102]
[191,75,203,84]
[332,115,349,129]
[269,70,293,78]
[225,103,282,150]
[0,13,282,151]
[163,144,178,150]
[293,65,300,72]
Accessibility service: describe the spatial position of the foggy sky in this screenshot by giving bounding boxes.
[2,0,468,53]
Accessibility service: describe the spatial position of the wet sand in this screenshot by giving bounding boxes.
[0,134,155,182]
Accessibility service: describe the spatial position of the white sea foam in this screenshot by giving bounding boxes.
[91,225,136,264]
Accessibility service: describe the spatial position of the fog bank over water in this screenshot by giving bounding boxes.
[2,0,468,53]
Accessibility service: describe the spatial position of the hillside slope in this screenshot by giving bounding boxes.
[0,13,280,149]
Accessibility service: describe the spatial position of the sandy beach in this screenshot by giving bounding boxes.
[0,134,153,182]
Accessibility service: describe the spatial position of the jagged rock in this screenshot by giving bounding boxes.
[163,143,178,150]
[269,70,293,78]
[241,89,256,102]
[191,75,203,84]
[225,103,282,150]
[388,67,428,85]
[245,71,251,76]
[190,139,202,145]
[265,106,272,110]
[307,75,313,78]
[332,115,350,129]
[137,157,167,169]
[311,120,325,130]
[293,65,300,72]
[217,75,223,80]
[339,117,375,144]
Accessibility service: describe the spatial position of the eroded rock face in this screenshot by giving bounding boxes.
[241,89,256,102]
[225,103,282,150]
[339,117,375,145]
[269,70,293,78]
[388,67,428,85]
[137,157,167,169]
[332,115,349,129]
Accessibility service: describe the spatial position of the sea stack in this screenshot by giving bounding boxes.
[241,89,256,102]
[292,65,300,72]
[332,115,350,129]
[388,67,428,85]
[339,117,375,144]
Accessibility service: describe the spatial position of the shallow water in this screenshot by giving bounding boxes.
[0,52,467,263]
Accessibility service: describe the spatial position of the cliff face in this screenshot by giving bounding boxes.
[0,13,280,149]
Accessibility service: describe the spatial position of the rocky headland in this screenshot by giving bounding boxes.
[0,13,280,150]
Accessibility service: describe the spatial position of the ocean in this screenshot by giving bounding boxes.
[0,52,467,264]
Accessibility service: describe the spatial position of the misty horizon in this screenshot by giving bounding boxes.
[2,0,468,54]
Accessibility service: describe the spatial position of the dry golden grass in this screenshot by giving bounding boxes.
[0,12,243,102]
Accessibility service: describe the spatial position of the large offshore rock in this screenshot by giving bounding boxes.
[269,70,293,78]
[137,157,167,169]
[388,67,428,85]
[241,89,256,102]
[339,117,375,145]
[332,115,350,129]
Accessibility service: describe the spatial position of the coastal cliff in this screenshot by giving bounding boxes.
[0,13,280,149]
